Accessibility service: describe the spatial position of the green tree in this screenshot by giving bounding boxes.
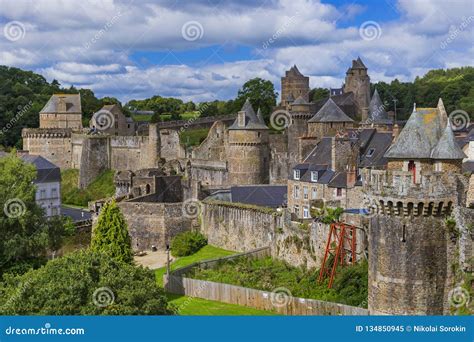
[0,250,175,315]
[309,88,329,102]
[0,152,70,276]
[234,78,277,122]
[91,200,133,264]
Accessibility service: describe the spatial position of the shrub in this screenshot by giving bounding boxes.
[171,231,207,257]
[0,250,175,315]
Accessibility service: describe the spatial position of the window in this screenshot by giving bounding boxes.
[40,189,46,199]
[366,148,375,157]
[336,188,343,197]
[294,185,300,199]
[434,161,442,172]
[51,207,58,216]
[312,187,317,199]
[303,206,310,219]
[294,205,300,216]
[311,171,318,182]
[51,188,57,198]
[303,186,308,199]
[294,169,300,180]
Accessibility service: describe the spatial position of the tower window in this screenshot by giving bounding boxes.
[366,148,375,157]
[401,224,406,242]
[294,169,300,180]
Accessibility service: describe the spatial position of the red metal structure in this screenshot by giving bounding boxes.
[318,222,357,288]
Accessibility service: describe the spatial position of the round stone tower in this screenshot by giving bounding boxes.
[227,99,269,185]
[365,102,466,315]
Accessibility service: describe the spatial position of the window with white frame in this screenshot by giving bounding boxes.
[294,205,300,216]
[434,161,442,172]
[311,171,318,182]
[294,185,300,199]
[294,169,300,180]
[303,186,308,199]
[40,189,46,199]
[51,188,57,198]
[312,187,317,199]
[303,206,310,218]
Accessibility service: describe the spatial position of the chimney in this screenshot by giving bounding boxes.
[346,165,357,188]
[57,96,67,112]
[392,124,401,140]
[237,110,246,128]
[331,137,336,171]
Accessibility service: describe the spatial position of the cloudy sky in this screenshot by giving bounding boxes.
[0,0,473,103]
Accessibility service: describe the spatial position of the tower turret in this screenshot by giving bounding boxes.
[280,65,310,106]
[365,99,467,315]
[227,99,269,185]
[343,57,370,121]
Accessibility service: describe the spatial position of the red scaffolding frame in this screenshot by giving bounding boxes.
[318,222,357,288]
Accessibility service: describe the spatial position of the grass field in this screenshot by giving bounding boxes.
[155,245,276,315]
[131,111,199,122]
[61,169,115,207]
[179,127,210,147]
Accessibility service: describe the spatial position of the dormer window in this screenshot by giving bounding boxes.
[366,148,375,157]
[294,169,300,180]
[238,111,246,127]
[311,171,318,182]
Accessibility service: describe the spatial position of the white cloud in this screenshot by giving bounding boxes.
[0,0,472,103]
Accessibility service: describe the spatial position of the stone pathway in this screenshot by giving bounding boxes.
[134,250,171,270]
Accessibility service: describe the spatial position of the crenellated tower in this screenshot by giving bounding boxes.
[365,99,467,315]
[344,57,370,121]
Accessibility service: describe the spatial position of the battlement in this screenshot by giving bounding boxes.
[364,169,457,217]
[22,128,72,139]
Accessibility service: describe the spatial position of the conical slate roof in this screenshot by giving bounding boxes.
[287,65,303,77]
[366,89,392,124]
[352,57,367,69]
[431,120,466,159]
[384,99,463,160]
[229,99,268,130]
[308,98,354,123]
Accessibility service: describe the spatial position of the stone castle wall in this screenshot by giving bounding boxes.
[118,201,192,251]
[22,128,72,169]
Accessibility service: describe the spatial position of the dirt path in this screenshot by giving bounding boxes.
[134,250,172,270]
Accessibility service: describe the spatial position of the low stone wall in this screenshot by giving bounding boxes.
[164,247,368,316]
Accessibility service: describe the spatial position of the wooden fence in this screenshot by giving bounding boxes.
[164,247,368,316]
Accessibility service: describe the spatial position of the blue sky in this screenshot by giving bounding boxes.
[0,0,472,103]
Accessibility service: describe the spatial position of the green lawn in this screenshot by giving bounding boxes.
[155,245,276,315]
[179,127,210,147]
[132,111,200,122]
[61,169,115,207]
[155,245,234,287]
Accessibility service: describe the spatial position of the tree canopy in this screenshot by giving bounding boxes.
[0,249,174,315]
[234,78,278,122]
[91,200,133,264]
[0,152,72,277]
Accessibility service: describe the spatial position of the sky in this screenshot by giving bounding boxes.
[0,0,473,104]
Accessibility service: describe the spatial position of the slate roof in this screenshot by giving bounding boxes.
[303,137,333,165]
[359,132,393,168]
[256,108,266,125]
[228,99,269,130]
[286,65,304,77]
[308,98,354,123]
[40,94,81,114]
[328,172,347,188]
[352,57,367,69]
[385,99,465,160]
[293,96,308,105]
[293,164,330,183]
[20,154,61,183]
[462,161,474,174]
[365,89,392,125]
[431,120,466,159]
[311,92,358,120]
[231,185,287,208]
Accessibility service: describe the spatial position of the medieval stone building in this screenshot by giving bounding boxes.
[365,99,470,314]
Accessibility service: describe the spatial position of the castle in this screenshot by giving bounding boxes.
[21,57,473,315]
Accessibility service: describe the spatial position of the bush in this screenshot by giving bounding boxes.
[0,250,175,315]
[171,231,207,257]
